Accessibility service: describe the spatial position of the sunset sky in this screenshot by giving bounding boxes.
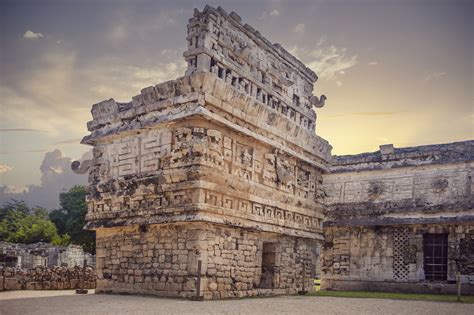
[0,0,473,208]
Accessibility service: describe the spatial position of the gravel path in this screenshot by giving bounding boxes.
[0,290,472,315]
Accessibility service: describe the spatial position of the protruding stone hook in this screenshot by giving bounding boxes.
[71,160,93,174]
[310,95,327,108]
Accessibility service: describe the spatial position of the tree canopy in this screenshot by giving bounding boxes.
[1,186,94,253]
[0,200,69,245]
[49,186,95,253]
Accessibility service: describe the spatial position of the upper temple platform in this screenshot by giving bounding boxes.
[77,6,332,238]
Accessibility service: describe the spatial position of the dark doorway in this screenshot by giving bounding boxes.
[423,233,448,281]
[260,243,277,288]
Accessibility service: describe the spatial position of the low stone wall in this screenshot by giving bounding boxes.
[0,266,96,291]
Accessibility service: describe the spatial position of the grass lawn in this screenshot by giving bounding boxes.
[309,290,474,303]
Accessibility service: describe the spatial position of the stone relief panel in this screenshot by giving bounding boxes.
[87,185,322,233]
[109,138,139,177]
[234,143,253,180]
[89,146,109,186]
[296,166,316,199]
[323,166,471,206]
[99,129,172,180]
[276,156,294,193]
[202,188,321,232]
[140,130,172,173]
[87,125,323,223]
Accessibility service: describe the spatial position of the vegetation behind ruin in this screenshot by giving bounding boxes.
[0,186,95,253]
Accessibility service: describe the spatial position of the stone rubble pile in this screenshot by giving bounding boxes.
[0,266,96,291]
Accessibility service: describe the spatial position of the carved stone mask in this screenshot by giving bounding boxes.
[367,182,384,200]
[432,178,449,193]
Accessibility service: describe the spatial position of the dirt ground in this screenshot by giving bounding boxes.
[0,290,472,315]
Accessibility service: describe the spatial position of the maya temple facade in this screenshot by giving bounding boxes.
[73,6,474,299]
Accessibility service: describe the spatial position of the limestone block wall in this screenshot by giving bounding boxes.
[321,141,474,294]
[321,225,474,294]
[95,222,318,299]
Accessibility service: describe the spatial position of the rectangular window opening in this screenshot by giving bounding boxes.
[423,233,448,281]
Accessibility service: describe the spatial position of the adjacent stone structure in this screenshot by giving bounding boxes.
[74,6,330,299]
[322,141,474,294]
[0,242,95,269]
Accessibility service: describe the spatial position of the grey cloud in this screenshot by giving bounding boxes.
[0,164,13,174]
[293,23,305,33]
[53,139,82,145]
[0,128,47,132]
[23,30,44,39]
[0,48,185,137]
[258,9,280,20]
[422,72,446,83]
[291,37,358,81]
[0,149,48,155]
[325,111,402,118]
[0,149,91,209]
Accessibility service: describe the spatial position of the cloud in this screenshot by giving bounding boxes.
[104,8,183,45]
[0,49,185,137]
[269,9,280,16]
[0,164,13,174]
[23,30,44,39]
[53,139,82,145]
[336,81,343,87]
[25,149,48,153]
[0,149,48,155]
[0,51,89,137]
[290,37,358,82]
[0,128,46,132]
[422,71,446,83]
[325,111,401,118]
[317,36,327,46]
[0,149,91,209]
[368,61,378,66]
[293,23,305,33]
[160,49,179,57]
[85,57,186,100]
[258,9,280,20]
[0,185,26,194]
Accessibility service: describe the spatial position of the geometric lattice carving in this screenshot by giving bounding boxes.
[393,228,409,281]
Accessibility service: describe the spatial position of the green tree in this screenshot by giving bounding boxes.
[0,200,69,245]
[50,186,95,253]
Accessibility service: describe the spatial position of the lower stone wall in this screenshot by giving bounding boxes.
[95,222,320,299]
[321,224,474,294]
[0,266,96,291]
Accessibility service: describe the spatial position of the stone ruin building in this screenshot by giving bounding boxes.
[73,5,473,298]
[73,6,331,299]
[0,242,95,269]
[322,141,474,294]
